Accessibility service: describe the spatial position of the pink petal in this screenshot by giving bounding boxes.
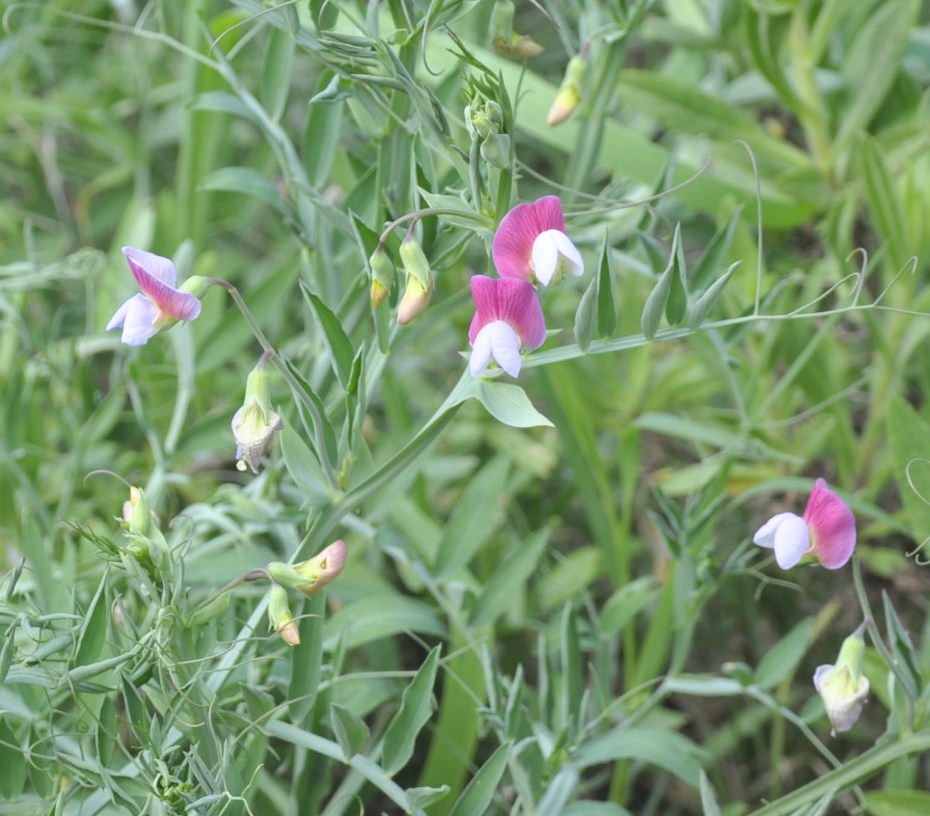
[468,276,546,350]
[803,478,856,569]
[492,195,566,281]
[123,246,178,286]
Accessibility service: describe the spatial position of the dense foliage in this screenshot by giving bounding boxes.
[3,1,930,814]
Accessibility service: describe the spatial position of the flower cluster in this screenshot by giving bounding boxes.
[752,479,868,736]
[469,196,584,378]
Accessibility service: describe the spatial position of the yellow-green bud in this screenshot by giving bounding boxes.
[368,246,394,308]
[397,274,433,325]
[547,55,586,126]
[399,235,432,289]
[178,275,212,299]
[268,585,300,646]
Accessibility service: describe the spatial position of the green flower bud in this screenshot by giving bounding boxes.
[268,585,300,646]
[232,361,283,474]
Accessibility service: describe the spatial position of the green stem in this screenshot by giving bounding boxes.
[852,553,917,720]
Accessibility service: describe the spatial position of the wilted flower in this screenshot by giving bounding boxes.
[492,196,584,286]
[468,275,546,378]
[813,623,870,736]
[232,358,283,474]
[268,585,300,646]
[489,0,543,58]
[752,478,856,569]
[267,540,347,596]
[107,247,206,345]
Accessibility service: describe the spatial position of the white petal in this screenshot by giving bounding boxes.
[532,229,583,286]
[119,295,160,346]
[470,325,494,376]
[471,320,521,377]
[753,512,798,549]
[772,513,811,569]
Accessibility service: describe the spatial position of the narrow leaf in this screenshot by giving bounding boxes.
[331,703,370,760]
[435,455,510,577]
[641,224,681,340]
[302,285,356,388]
[448,741,512,816]
[72,573,108,668]
[260,24,295,122]
[755,617,813,690]
[686,261,738,329]
[382,646,441,775]
[596,234,617,337]
[573,274,597,353]
[471,529,549,628]
[691,205,743,290]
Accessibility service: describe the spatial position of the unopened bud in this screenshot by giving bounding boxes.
[368,246,394,308]
[813,623,870,736]
[397,274,433,325]
[547,55,586,126]
[178,275,212,299]
[268,585,300,646]
[399,235,432,289]
[480,133,511,169]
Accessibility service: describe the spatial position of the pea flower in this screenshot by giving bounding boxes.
[813,623,870,736]
[468,275,546,378]
[232,357,283,474]
[752,478,856,570]
[106,247,204,345]
[492,196,584,286]
[267,540,348,596]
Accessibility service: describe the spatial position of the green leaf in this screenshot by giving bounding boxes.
[330,703,370,760]
[596,234,617,337]
[573,274,597,353]
[641,224,681,340]
[691,205,743,291]
[72,573,108,669]
[573,726,704,787]
[755,617,813,690]
[190,90,259,124]
[448,741,512,816]
[406,787,451,810]
[699,770,723,816]
[290,592,324,723]
[200,166,296,219]
[887,396,930,557]
[304,75,348,188]
[260,23,295,122]
[0,719,26,798]
[883,591,921,698]
[857,134,909,273]
[665,225,688,326]
[469,379,553,428]
[280,424,331,510]
[302,285,356,389]
[686,262,738,329]
[382,646,441,776]
[470,528,549,628]
[835,0,921,151]
[324,595,445,650]
[864,790,930,816]
[599,577,658,637]
[434,455,510,577]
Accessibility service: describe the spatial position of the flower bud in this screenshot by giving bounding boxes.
[480,133,511,169]
[547,55,586,126]
[232,360,283,474]
[268,585,300,646]
[177,275,213,299]
[813,623,870,736]
[121,486,169,569]
[397,273,433,325]
[399,235,432,289]
[267,540,347,596]
[368,246,394,309]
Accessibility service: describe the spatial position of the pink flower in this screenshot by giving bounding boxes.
[106,247,203,345]
[753,478,856,569]
[492,196,584,286]
[468,275,546,378]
